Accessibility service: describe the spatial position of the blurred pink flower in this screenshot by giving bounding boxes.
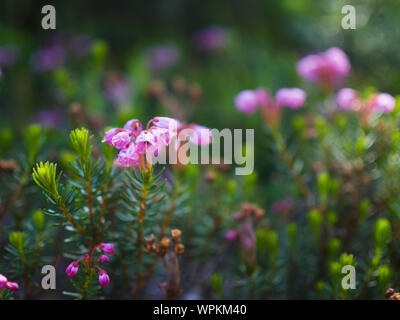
[225,230,238,242]
[275,88,306,109]
[6,282,19,291]
[372,93,396,113]
[188,124,212,146]
[337,88,358,111]
[98,270,110,287]
[66,262,79,278]
[0,274,8,288]
[270,198,294,214]
[100,243,115,255]
[235,89,259,114]
[297,47,350,88]
[100,255,110,263]
[194,26,230,51]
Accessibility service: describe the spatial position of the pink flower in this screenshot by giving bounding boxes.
[372,93,396,113]
[98,270,110,287]
[337,88,358,111]
[188,124,212,146]
[235,90,259,114]
[6,282,19,291]
[0,274,8,288]
[100,243,115,255]
[117,143,139,167]
[297,47,350,88]
[123,119,142,137]
[275,88,306,109]
[66,262,79,278]
[152,116,182,131]
[254,88,270,107]
[100,255,110,263]
[135,130,158,154]
[111,131,131,149]
[103,128,123,146]
[225,230,238,242]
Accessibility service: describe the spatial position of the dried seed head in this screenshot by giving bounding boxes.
[145,234,155,244]
[171,229,182,242]
[160,237,171,248]
[176,244,185,254]
[389,293,400,300]
[253,208,265,220]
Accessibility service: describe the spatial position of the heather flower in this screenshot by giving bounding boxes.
[337,88,358,111]
[0,274,7,288]
[66,262,79,278]
[104,73,132,108]
[35,109,63,128]
[146,45,180,70]
[188,124,212,146]
[135,130,158,154]
[372,93,396,113]
[275,88,306,109]
[100,243,115,255]
[6,282,19,291]
[152,116,182,131]
[225,230,238,242]
[235,90,259,114]
[111,131,131,149]
[297,47,350,88]
[98,269,110,287]
[193,26,230,51]
[100,255,110,263]
[103,128,124,146]
[123,119,143,137]
[117,143,140,167]
[68,34,92,58]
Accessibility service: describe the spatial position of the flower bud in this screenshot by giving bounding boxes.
[0,274,8,288]
[100,243,115,255]
[98,270,110,287]
[171,229,181,242]
[66,262,79,278]
[100,255,110,263]
[374,218,392,249]
[33,209,45,231]
[160,237,171,248]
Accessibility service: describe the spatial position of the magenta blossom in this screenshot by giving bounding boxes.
[123,119,143,137]
[111,131,131,149]
[103,128,124,146]
[0,274,8,288]
[100,243,115,255]
[152,116,182,131]
[100,255,110,263]
[337,88,358,111]
[66,262,79,278]
[135,130,158,154]
[275,88,306,109]
[254,88,270,107]
[6,282,19,291]
[235,90,259,114]
[297,47,350,88]
[372,93,396,113]
[225,230,238,242]
[98,270,110,287]
[117,143,140,167]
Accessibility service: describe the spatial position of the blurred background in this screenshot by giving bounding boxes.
[1,0,400,180]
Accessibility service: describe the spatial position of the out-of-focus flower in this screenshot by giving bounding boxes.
[100,243,115,255]
[146,45,180,71]
[152,116,182,131]
[31,46,65,72]
[235,90,259,114]
[297,47,350,88]
[254,88,270,107]
[100,255,110,263]
[98,270,110,287]
[34,109,63,128]
[0,274,8,288]
[66,262,79,278]
[225,230,238,242]
[193,26,230,51]
[6,282,19,291]
[0,45,19,67]
[270,198,294,214]
[104,73,133,108]
[336,88,358,111]
[275,88,306,109]
[372,93,396,113]
[188,124,212,146]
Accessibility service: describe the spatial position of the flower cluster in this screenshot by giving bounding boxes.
[65,242,115,287]
[104,116,212,168]
[235,87,306,116]
[296,47,350,88]
[336,88,396,114]
[0,274,19,292]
